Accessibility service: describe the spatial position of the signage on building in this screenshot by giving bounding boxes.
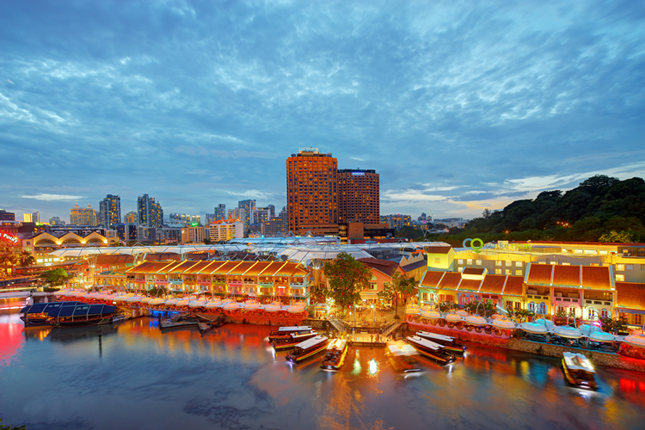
[463,238,484,253]
[1,232,19,245]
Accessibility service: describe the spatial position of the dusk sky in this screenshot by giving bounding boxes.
[1,0,644,223]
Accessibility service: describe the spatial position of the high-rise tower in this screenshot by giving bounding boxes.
[286,148,338,236]
[338,169,380,225]
[99,194,121,227]
[138,194,163,228]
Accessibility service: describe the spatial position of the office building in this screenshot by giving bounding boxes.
[70,204,98,226]
[208,218,244,242]
[238,200,256,233]
[0,210,16,221]
[125,211,138,225]
[99,194,121,227]
[49,217,64,226]
[115,223,137,242]
[138,194,163,228]
[287,148,338,236]
[338,168,379,225]
[214,204,226,221]
[23,213,32,223]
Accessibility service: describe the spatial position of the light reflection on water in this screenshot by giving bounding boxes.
[0,308,645,430]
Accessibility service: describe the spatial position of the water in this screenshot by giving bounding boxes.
[1,298,645,430]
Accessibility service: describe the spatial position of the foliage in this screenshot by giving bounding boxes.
[554,308,568,318]
[18,251,36,267]
[39,268,72,288]
[376,282,395,306]
[600,316,629,335]
[438,301,457,313]
[395,226,424,240]
[322,252,371,311]
[463,300,497,318]
[0,419,27,430]
[0,252,18,278]
[505,306,534,323]
[148,286,167,297]
[419,175,645,245]
[308,282,328,303]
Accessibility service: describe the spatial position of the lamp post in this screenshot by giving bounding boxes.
[371,304,375,326]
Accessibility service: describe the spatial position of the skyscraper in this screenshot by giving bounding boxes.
[286,148,338,235]
[214,204,226,221]
[125,211,138,224]
[238,200,256,233]
[338,169,380,225]
[99,194,121,227]
[70,203,98,226]
[138,194,164,228]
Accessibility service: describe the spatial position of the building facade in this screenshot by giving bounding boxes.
[125,211,138,225]
[137,194,163,228]
[99,194,121,227]
[70,204,98,226]
[238,199,256,234]
[338,169,380,225]
[287,148,338,236]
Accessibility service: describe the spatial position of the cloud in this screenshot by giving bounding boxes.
[21,194,85,201]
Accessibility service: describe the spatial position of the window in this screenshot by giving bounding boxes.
[587,307,595,319]
[505,260,512,266]
[467,259,472,265]
[538,302,547,315]
[528,302,536,313]
[435,258,441,264]
[636,314,643,325]
[626,265,633,270]
[514,302,521,310]
[515,270,523,276]
[616,264,625,271]
[569,307,576,317]
[458,259,464,264]
[476,260,482,266]
[616,274,625,282]
[601,308,608,319]
[496,261,502,266]
[495,269,502,275]
[458,267,464,272]
[515,261,523,267]
[505,269,512,275]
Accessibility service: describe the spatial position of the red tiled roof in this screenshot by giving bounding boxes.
[257,262,288,277]
[503,276,524,296]
[552,265,581,287]
[426,246,453,254]
[463,268,485,276]
[126,261,177,274]
[165,261,195,274]
[358,258,400,278]
[581,266,612,291]
[227,261,259,275]
[438,272,461,290]
[95,255,134,265]
[526,264,553,285]
[458,279,482,292]
[616,282,645,311]
[146,253,181,262]
[212,261,243,275]
[183,261,214,274]
[401,260,427,272]
[480,275,507,295]
[419,271,445,288]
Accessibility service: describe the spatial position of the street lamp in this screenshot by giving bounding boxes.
[371,304,375,326]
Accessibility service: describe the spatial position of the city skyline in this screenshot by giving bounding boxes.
[1,1,644,221]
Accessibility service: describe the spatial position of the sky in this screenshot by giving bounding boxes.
[1,0,644,223]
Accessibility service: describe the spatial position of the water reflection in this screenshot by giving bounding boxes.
[0,312,644,430]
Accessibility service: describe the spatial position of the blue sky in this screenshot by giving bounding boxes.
[1,0,644,223]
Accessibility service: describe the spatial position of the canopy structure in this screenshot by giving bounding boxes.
[20,302,116,318]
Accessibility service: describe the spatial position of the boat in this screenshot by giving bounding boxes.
[561,352,598,390]
[19,301,119,327]
[406,335,456,365]
[285,335,329,363]
[268,326,313,341]
[386,343,421,373]
[415,331,466,354]
[271,329,318,350]
[320,338,349,371]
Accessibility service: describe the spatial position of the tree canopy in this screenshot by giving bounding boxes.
[39,268,72,288]
[322,252,371,311]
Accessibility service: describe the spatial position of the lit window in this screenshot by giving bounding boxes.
[495,269,502,275]
[495,261,502,266]
[458,259,464,264]
[505,260,512,266]
[616,264,625,271]
[505,269,511,275]
[476,260,482,265]
[515,261,522,267]
[467,259,472,265]
[616,274,625,281]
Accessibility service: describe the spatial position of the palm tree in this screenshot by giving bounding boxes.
[19,251,36,268]
[0,253,18,278]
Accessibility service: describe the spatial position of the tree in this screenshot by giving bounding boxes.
[463,300,497,318]
[323,252,371,314]
[39,268,72,288]
[600,316,628,335]
[18,251,36,267]
[599,230,640,243]
[0,253,17,278]
[0,418,27,430]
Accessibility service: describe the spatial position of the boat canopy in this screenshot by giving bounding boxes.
[563,352,596,373]
[295,335,328,350]
[408,336,443,351]
[417,331,455,342]
[20,302,116,318]
[279,326,311,332]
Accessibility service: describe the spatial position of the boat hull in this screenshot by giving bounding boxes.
[320,344,349,371]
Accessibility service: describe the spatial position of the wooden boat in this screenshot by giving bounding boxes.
[386,343,421,373]
[320,339,349,371]
[20,302,119,327]
[271,329,318,350]
[561,352,598,390]
[268,326,313,341]
[286,335,329,363]
[406,336,456,365]
[159,319,199,331]
[416,331,466,354]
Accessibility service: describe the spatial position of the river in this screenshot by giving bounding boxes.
[1,298,645,430]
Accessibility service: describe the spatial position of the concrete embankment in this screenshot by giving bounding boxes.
[407,322,645,373]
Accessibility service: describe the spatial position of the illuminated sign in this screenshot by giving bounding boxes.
[351,172,365,176]
[0,232,19,245]
[462,238,484,253]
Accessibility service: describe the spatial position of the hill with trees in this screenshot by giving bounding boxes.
[423,175,645,246]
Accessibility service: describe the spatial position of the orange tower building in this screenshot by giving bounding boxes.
[286,148,338,236]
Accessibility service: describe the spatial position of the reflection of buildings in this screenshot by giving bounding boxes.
[419,241,645,327]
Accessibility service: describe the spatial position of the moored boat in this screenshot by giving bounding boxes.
[19,302,119,327]
[386,343,421,373]
[271,329,318,350]
[320,338,349,371]
[415,331,466,354]
[286,335,329,363]
[268,326,313,341]
[406,335,456,365]
[561,352,597,390]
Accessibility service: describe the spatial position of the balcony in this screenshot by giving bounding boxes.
[258,281,274,288]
